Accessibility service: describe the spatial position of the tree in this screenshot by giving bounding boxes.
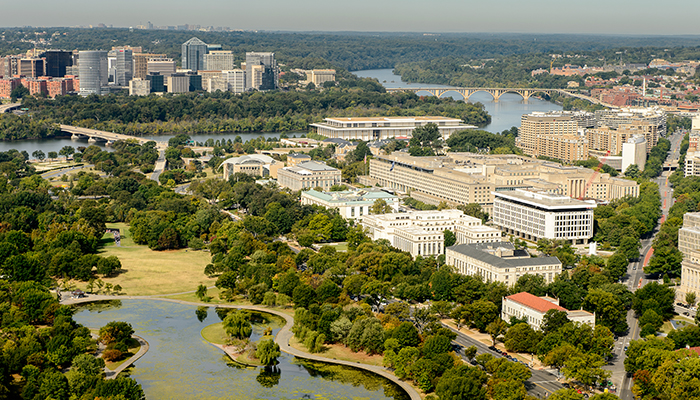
[32,150,46,161]
[256,338,281,366]
[10,84,30,100]
[562,353,611,388]
[48,151,58,160]
[485,319,507,346]
[624,164,640,178]
[619,236,641,261]
[504,323,540,353]
[686,291,697,307]
[59,146,75,158]
[223,310,252,339]
[99,321,134,345]
[542,310,570,335]
[435,365,488,400]
[583,289,628,335]
[370,199,392,214]
[444,229,456,248]
[549,389,585,400]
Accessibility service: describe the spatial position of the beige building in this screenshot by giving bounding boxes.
[365,153,639,215]
[221,154,282,180]
[679,213,700,300]
[622,135,647,172]
[167,74,189,93]
[128,78,150,96]
[493,189,596,244]
[502,292,595,330]
[286,153,312,167]
[303,69,336,86]
[222,69,246,94]
[203,50,235,71]
[277,161,341,191]
[310,116,476,141]
[446,242,561,287]
[517,113,580,160]
[133,53,167,79]
[147,58,176,77]
[362,210,502,257]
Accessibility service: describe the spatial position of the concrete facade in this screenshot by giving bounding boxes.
[221,154,281,180]
[502,292,595,330]
[311,116,475,141]
[679,213,700,300]
[300,188,399,220]
[277,161,341,191]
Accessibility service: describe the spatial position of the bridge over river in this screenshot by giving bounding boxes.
[386,87,615,107]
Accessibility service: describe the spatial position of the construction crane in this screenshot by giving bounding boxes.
[579,150,611,200]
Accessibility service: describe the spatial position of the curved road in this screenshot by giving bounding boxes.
[62,295,421,400]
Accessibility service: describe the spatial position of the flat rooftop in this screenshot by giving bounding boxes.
[494,189,596,210]
[324,116,460,122]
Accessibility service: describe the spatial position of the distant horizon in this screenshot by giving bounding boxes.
[3,0,700,36]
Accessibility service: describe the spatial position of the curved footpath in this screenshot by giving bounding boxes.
[106,335,149,380]
[62,294,421,400]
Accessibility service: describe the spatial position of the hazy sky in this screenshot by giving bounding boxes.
[3,0,700,35]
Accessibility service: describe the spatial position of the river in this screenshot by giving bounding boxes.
[73,300,408,400]
[353,68,563,133]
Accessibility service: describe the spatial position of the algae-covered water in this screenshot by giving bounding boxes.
[73,299,409,400]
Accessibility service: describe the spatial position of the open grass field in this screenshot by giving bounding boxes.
[201,323,228,345]
[289,336,384,367]
[89,222,216,296]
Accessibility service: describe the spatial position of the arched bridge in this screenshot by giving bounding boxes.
[386,87,608,104]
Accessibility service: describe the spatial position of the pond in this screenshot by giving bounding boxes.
[73,299,409,400]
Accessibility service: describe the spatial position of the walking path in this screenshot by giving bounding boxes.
[106,335,149,380]
[62,294,421,400]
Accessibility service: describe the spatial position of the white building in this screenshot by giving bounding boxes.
[277,161,341,191]
[446,242,561,287]
[361,209,502,257]
[310,116,476,141]
[679,212,700,300]
[221,154,282,180]
[128,78,150,96]
[493,189,596,244]
[502,292,595,331]
[622,135,647,173]
[300,188,399,220]
[203,50,235,71]
[222,69,246,94]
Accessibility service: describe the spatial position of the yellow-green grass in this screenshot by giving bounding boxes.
[88,222,216,296]
[201,322,228,345]
[289,336,384,367]
[104,337,140,371]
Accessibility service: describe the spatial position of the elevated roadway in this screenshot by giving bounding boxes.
[0,103,21,113]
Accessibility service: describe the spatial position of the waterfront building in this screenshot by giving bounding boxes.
[301,188,399,220]
[502,292,595,330]
[221,154,282,180]
[78,51,108,96]
[678,212,700,300]
[181,37,208,72]
[277,161,341,191]
[310,116,475,141]
[362,210,501,257]
[446,242,561,286]
[204,50,235,71]
[492,189,595,244]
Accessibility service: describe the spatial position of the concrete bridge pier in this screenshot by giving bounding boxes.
[71,133,88,140]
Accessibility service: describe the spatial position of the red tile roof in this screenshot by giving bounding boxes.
[506,292,567,314]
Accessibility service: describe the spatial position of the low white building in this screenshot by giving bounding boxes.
[361,209,502,257]
[300,188,399,220]
[446,242,561,287]
[502,292,595,330]
[277,161,341,191]
[310,116,476,141]
[221,154,282,180]
[493,189,596,245]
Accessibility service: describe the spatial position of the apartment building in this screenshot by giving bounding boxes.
[492,189,596,244]
[277,161,341,191]
[311,116,476,141]
[446,242,561,287]
[361,210,501,257]
[679,213,700,300]
[517,113,579,159]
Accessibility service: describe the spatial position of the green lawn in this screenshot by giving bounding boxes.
[83,223,217,296]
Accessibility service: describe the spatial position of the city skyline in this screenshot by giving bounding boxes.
[3,0,700,35]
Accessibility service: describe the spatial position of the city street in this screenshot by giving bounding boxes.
[606,129,685,400]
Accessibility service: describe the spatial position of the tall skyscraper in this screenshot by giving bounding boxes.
[115,49,133,86]
[40,50,73,77]
[245,52,277,91]
[78,51,108,96]
[181,37,208,72]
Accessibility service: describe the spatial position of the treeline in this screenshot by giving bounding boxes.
[7,28,700,71]
[0,114,60,141]
[0,281,145,399]
[21,88,492,135]
[446,127,520,154]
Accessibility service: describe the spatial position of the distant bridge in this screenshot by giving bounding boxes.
[60,125,169,149]
[386,87,614,107]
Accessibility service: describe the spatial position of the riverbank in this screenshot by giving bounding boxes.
[64,294,422,400]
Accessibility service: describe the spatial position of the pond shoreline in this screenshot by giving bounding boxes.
[65,294,421,400]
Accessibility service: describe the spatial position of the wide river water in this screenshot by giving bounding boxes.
[0,68,561,155]
[73,299,409,400]
[353,68,563,133]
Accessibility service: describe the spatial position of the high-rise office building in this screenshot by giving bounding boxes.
[181,37,208,72]
[146,73,165,92]
[222,69,245,93]
[78,51,108,96]
[134,53,167,79]
[245,52,277,91]
[147,58,176,76]
[18,58,46,78]
[115,49,133,86]
[40,50,73,77]
[203,51,235,71]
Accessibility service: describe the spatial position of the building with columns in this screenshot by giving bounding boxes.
[502,292,595,330]
[679,212,700,300]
